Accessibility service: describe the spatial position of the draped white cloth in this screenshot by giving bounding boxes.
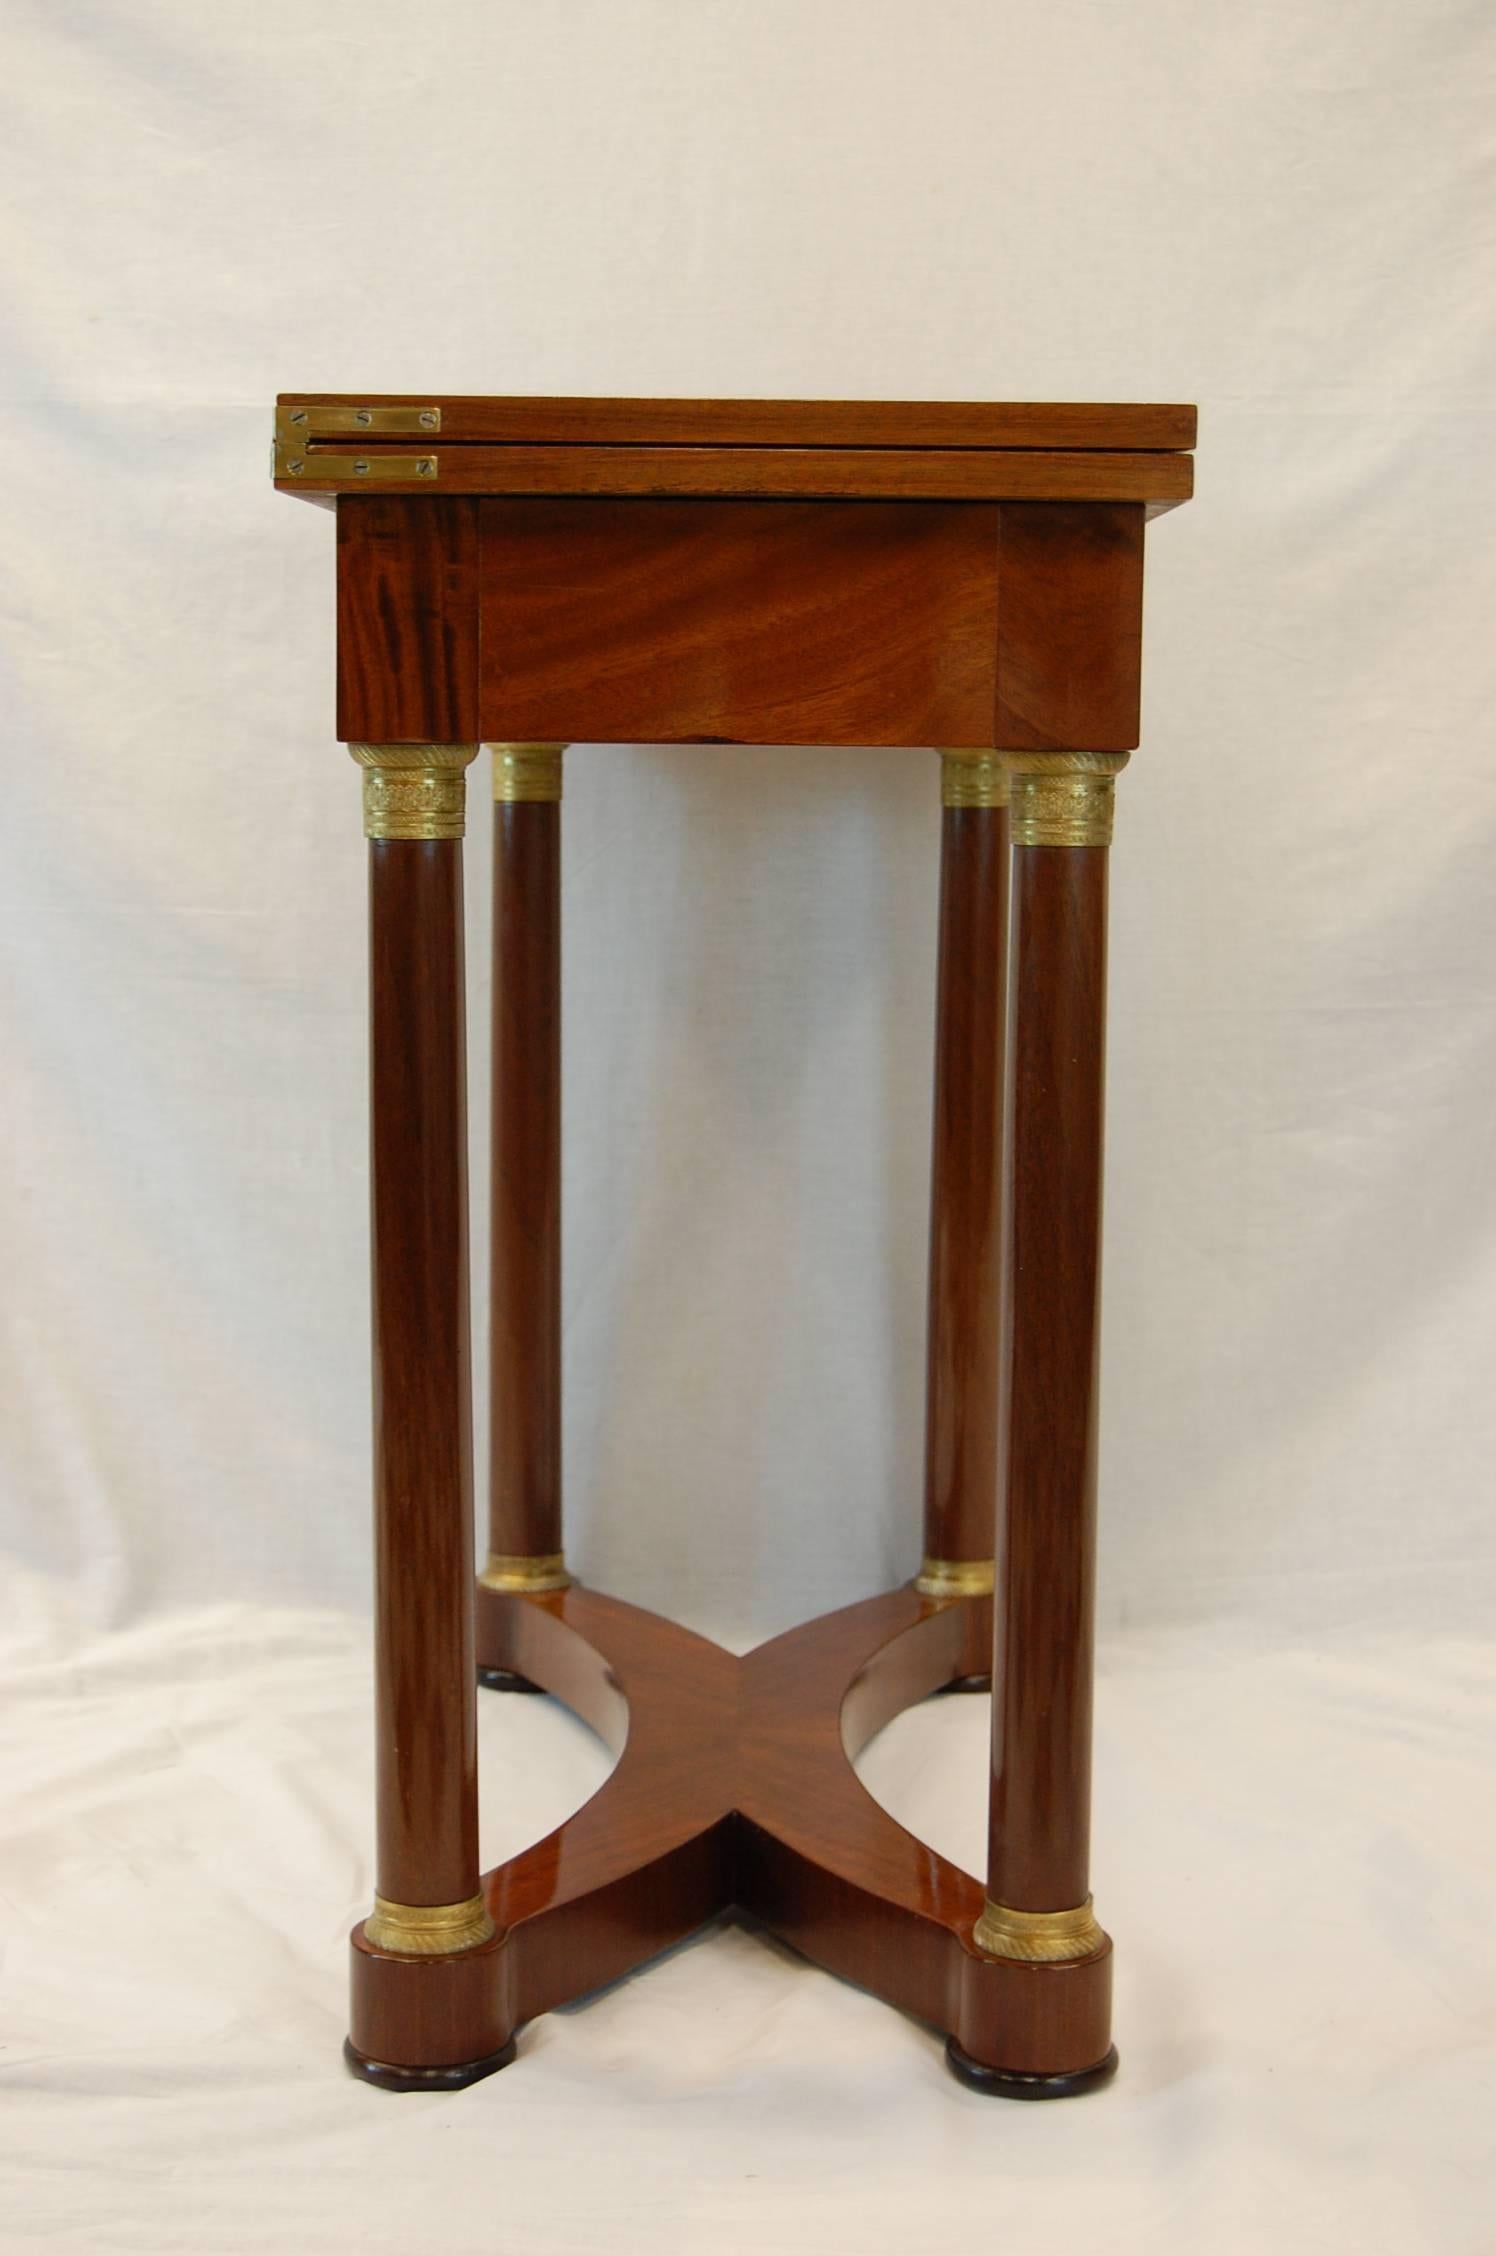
[1,1,1492,2247]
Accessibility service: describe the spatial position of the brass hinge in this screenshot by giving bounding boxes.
[273,403,441,484]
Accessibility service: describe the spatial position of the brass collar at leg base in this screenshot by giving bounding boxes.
[972,1895,1106,1963]
[364,1892,495,1956]
[480,1551,574,1594]
[915,1557,995,1600]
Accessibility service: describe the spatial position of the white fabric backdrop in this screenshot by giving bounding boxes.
[1,2,1493,2248]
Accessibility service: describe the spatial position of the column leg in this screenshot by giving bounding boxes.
[917,749,1008,1624]
[345,742,511,2089]
[951,749,1128,2099]
[478,745,571,1688]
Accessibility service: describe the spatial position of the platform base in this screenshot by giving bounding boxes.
[347,1582,1116,2094]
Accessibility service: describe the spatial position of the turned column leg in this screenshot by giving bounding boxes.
[344,743,508,2086]
[482,744,569,1595]
[951,749,1128,2099]
[478,746,572,1688]
[917,750,1008,1623]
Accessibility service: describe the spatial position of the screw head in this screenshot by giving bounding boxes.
[287,457,305,474]
[353,459,369,474]
[416,457,435,476]
[289,409,308,426]
[419,410,438,429]
[355,409,372,427]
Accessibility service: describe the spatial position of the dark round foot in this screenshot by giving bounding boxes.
[935,1673,992,1696]
[344,2035,517,2092]
[944,2037,1118,2100]
[477,1665,544,1694]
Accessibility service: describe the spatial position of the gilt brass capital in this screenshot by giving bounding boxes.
[490,743,566,803]
[1001,752,1130,848]
[972,1894,1106,1963]
[364,1891,495,1955]
[347,743,479,840]
[939,749,1008,810]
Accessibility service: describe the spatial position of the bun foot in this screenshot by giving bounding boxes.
[477,1665,544,1694]
[343,2035,518,2092]
[944,2037,1118,2100]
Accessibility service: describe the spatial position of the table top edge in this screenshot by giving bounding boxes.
[273,392,1197,452]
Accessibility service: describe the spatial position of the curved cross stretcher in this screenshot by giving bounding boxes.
[346,1581,1113,2097]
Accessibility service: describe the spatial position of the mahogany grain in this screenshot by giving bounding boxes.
[334,491,1153,755]
[284,393,1196,453]
[739,1588,1112,2078]
[988,848,1109,1913]
[352,1583,1110,2084]
[298,443,1189,509]
[368,840,479,1909]
[922,802,1008,1566]
[993,504,1145,752]
[488,800,562,1561]
[479,498,1001,747]
[280,390,1198,2099]
[337,497,480,744]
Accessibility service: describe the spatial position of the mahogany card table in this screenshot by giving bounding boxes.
[272,392,1196,2096]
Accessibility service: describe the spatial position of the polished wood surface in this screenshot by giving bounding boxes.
[282,395,1194,510]
[480,499,1000,748]
[995,504,1145,751]
[351,1587,735,2077]
[336,494,1149,751]
[337,497,479,744]
[297,443,1190,508]
[283,393,1196,451]
[368,840,479,1908]
[350,1583,1109,2084]
[488,801,563,1561]
[922,802,1008,1567]
[281,390,1196,2098]
[739,1588,1112,2079]
[989,847,1109,1913]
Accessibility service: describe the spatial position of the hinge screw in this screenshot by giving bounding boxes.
[355,409,372,426]
[287,457,305,474]
[419,411,438,428]
[353,459,370,474]
[416,457,435,476]
[289,409,307,425]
